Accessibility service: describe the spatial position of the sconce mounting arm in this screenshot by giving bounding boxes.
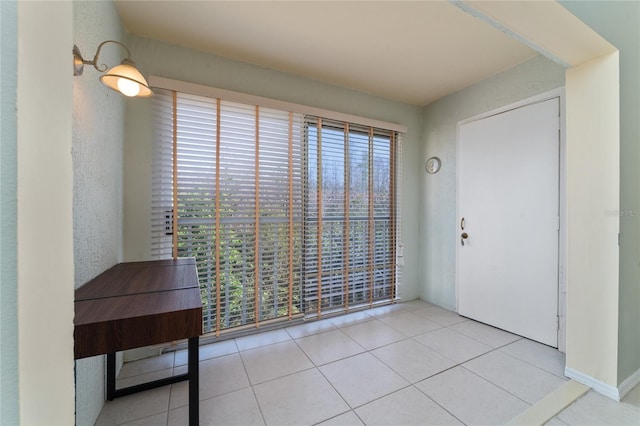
[73,40,134,76]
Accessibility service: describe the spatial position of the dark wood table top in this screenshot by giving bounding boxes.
[74,258,202,359]
[75,258,199,300]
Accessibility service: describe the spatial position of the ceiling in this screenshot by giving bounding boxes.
[115,0,539,106]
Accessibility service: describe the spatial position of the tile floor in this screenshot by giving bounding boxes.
[95,300,640,426]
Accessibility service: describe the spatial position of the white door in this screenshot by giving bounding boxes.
[457,98,560,347]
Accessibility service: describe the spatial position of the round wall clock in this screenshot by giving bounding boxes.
[425,157,441,174]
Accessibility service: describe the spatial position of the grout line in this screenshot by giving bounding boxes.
[165,351,175,426]
[310,409,354,425]
[236,341,269,425]
[458,348,570,408]
[496,346,568,380]
[459,363,534,407]
[412,383,467,426]
[446,329,524,351]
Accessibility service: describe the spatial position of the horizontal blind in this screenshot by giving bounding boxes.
[152,87,401,334]
[152,90,304,334]
[151,91,175,260]
[303,118,399,317]
[177,92,219,333]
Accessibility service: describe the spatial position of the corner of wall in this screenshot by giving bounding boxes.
[419,55,565,310]
[560,0,640,391]
[73,0,127,424]
[17,1,74,423]
[565,51,620,389]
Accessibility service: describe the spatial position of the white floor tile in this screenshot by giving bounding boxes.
[464,350,567,404]
[120,412,168,426]
[356,386,463,425]
[169,353,250,409]
[234,329,291,351]
[449,321,521,348]
[240,340,313,384]
[172,364,187,377]
[557,390,640,425]
[365,303,413,318]
[416,366,529,426]
[414,328,493,363]
[103,305,631,426]
[399,299,435,310]
[117,368,173,389]
[377,311,443,336]
[371,339,456,383]
[320,352,409,408]
[327,310,373,328]
[545,417,569,425]
[95,386,171,426]
[340,319,405,350]
[500,338,566,378]
[174,339,238,366]
[285,318,337,339]
[317,411,364,426]
[167,387,265,426]
[118,353,174,379]
[295,329,365,366]
[253,368,349,426]
[622,382,640,408]
[412,306,469,327]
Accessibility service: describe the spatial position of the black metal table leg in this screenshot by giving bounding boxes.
[106,352,116,401]
[188,336,199,426]
[105,337,200,425]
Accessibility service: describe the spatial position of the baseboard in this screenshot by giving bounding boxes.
[618,367,640,400]
[565,367,620,400]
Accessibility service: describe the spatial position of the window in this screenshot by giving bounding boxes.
[152,86,401,336]
[303,119,397,317]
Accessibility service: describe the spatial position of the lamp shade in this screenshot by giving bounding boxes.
[99,59,153,98]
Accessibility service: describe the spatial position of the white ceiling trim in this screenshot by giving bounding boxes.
[457,0,616,67]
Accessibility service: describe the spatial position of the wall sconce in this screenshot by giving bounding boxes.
[73,40,153,98]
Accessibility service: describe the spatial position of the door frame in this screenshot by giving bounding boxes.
[455,87,567,351]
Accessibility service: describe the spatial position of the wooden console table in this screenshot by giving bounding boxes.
[74,258,202,426]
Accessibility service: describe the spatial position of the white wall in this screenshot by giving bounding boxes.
[73,1,127,424]
[560,0,640,392]
[17,1,75,424]
[565,52,620,392]
[122,36,424,301]
[420,55,565,309]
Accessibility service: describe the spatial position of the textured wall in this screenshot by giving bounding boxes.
[0,1,19,423]
[73,1,126,424]
[122,35,423,301]
[420,55,566,310]
[73,0,124,285]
